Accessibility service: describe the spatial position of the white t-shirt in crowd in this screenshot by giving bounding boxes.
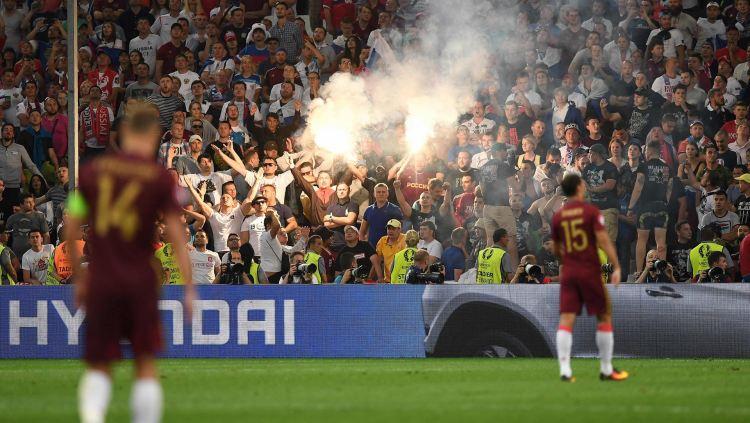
[418,239,443,260]
[189,248,221,284]
[169,70,200,98]
[129,34,161,75]
[208,205,245,252]
[21,244,53,283]
[182,171,233,205]
[240,214,265,254]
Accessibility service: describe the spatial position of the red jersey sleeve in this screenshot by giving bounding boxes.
[157,168,181,216]
[589,205,605,233]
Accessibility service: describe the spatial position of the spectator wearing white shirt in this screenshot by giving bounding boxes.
[461,101,496,137]
[181,154,234,204]
[646,13,686,62]
[581,0,612,38]
[169,54,200,99]
[697,2,727,50]
[506,73,542,118]
[731,122,750,165]
[219,81,262,124]
[240,196,268,255]
[185,176,255,254]
[20,230,53,284]
[470,133,494,170]
[651,58,681,102]
[129,18,161,76]
[417,221,442,264]
[189,230,221,284]
[150,0,188,46]
[259,211,308,284]
[603,33,638,74]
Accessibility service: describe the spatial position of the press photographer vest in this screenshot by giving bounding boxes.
[689,242,724,277]
[304,251,323,283]
[477,247,507,284]
[391,247,417,284]
[247,262,260,284]
[155,243,184,284]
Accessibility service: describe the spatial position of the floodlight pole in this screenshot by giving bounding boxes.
[66,0,79,190]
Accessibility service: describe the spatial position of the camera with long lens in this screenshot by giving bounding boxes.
[428,262,445,273]
[352,265,369,281]
[650,259,668,273]
[294,263,317,277]
[525,264,543,279]
[708,266,725,282]
[415,272,444,284]
[219,261,246,285]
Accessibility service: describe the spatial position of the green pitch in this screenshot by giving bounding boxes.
[1,358,749,422]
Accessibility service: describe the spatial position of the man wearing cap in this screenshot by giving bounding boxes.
[601,87,659,142]
[375,219,405,283]
[221,6,250,50]
[559,123,583,168]
[698,2,725,50]
[240,24,272,65]
[337,224,379,280]
[240,195,268,255]
[269,2,303,64]
[583,143,620,242]
[174,135,204,175]
[476,143,520,267]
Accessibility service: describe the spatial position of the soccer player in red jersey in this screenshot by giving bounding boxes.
[66,101,195,423]
[551,174,628,382]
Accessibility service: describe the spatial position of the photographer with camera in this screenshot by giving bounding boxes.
[283,251,320,284]
[219,234,269,284]
[333,252,369,284]
[697,250,733,283]
[404,250,445,285]
[636,249,677,283]
[688,227,734,280]
[510,254,545,284]
[303,235,327,283]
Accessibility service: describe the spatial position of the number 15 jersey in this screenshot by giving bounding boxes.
[73,153,180,284]
[550,200,605,271]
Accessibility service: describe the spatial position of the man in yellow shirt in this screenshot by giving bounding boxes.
[375,219,406,282]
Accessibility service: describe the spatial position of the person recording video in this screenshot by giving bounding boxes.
[636,249,677,283]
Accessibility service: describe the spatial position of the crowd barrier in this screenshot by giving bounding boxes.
[2,284,750,359]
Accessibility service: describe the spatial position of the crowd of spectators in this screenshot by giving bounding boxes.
[2,0,750,285]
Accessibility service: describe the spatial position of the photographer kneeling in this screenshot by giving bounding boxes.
[405,250,445,284]
[697,251,732,283]
[510,255,545,284]
[636,249,677,283]
[219,236,269,284]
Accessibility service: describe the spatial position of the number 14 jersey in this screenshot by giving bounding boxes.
[550,200,606,271]
[77,153,180,284]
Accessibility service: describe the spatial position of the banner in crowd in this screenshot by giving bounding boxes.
[0,285,427,359]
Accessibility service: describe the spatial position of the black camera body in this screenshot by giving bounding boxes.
[601,263,614,274]
[708,266,725,282]
[293,262,317,277]
[352,265,369,280]
[415,272,444,284]
[650,259,668,273]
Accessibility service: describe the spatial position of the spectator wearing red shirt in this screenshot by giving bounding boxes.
[715,27,747,69]
[155,23,188,80]
[397,155,436,206]
[352,5,377,41]
[452,174,476,227]
[323,0,356,35]
[87,50,121,105]
[720,102,749,144]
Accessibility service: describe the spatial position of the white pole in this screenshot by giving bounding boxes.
[66,0,78,190]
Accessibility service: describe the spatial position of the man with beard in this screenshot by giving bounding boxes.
[0,124,41,209]
[528,178,558,232]
[701,88,735,138]
[452,174,476,227]
[461,100,496,137]
[448,151,475,193]
[189,230,221,284]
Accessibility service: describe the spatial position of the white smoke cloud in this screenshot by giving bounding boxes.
[302,0,517,159]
